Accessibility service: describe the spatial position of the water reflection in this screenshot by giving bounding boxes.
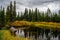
[15,29,59,40]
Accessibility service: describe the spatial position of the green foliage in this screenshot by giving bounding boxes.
[16,12,20,21]
[24,8,29,21]
[34,8,38,21]
[13,1,16,21]
[0,8,5,29]
[6,1,16,22]
[6,6,10,23]
[28,9,32,21]
[18,8,60,22]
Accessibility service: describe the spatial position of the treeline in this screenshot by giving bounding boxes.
[0,1,60,28]
[19,8,60,22]
[0,1,16,28]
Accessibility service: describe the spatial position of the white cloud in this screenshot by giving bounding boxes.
[0,0,60,12]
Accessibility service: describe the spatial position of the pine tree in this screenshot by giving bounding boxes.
[45,8,51,22]
[31,9,34,21]
[20,12,24,20]
[0,6,3,28]
[0,8,5,28]
[28,9,32,21]
[0,9,2,28]
[6,6,10,23]
[58,10,60,22]
[50,13,53,22]
[24,8,28,21]
[9,1,13,22]
[41,12,45,21]
[13,1,16,21]
[37,10,41,21]
[53,13,58,22]
[2,8,5,27]
[34,8,38,21]
[47,8,51,14]
[17,12,20,21]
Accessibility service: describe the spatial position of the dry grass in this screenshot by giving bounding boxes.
[9,21,60,30]
[0,30,29,40]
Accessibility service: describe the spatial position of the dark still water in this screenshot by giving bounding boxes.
[15,29,59,40]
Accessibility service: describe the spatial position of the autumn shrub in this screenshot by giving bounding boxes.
[0,30,29,40]
[0,30,20,40]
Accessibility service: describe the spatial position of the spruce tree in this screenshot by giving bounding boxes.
[37,10,41,21]
[58,10,60,22]
[17,12,20,21]
[13,1,16,21]
[20,12,24,20]
[6,6,10,23]
[31,9,35,21]
[2,8,5,27]
[24,8,28,21]
[34,8,38,21]
[28,9,32,21]
[45,8,51,22]
[0,7,3,28]
[41,12,44,21]
[0,8,5,28]
[10,1,13,22]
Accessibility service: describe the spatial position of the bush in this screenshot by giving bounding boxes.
[0,30,20,40]
[0,30,29,40]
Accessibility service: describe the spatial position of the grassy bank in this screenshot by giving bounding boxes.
[0,30,29,40]
[10,21,60,30]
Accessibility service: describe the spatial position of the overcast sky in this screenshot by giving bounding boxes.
[0,0,60,12]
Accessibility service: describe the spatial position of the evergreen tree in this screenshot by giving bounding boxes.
[34,8,38,21]
[9,1,16,22]
[9,1,13,22]
[58,10,60,22]
[0,9,2,28]
[50,13,53,22]
[47,8,51,14]
[28,9,32,21]
[0,8,5,28]
[24,8,28,21]
[20,12,24,20]
[45,12,49,22]
[2,8,5,26]
[53,13,58,22]
[55,13,59,22]
[6,6,10,23]
[37,10,41,21]
[31,9,35,21]
[17,12,20,21]
[13,1,16,21]
[41,12,45,21]
[45,8,51,22]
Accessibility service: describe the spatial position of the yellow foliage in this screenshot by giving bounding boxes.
[10,21,31,28]
[9,21,60,30]
[0,30,29,40]
[34,22,60,30]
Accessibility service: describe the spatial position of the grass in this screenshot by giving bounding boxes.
[10,21,60,30]
[34,22,60,30]
[1,21,60,40]
[0,30,30,40]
